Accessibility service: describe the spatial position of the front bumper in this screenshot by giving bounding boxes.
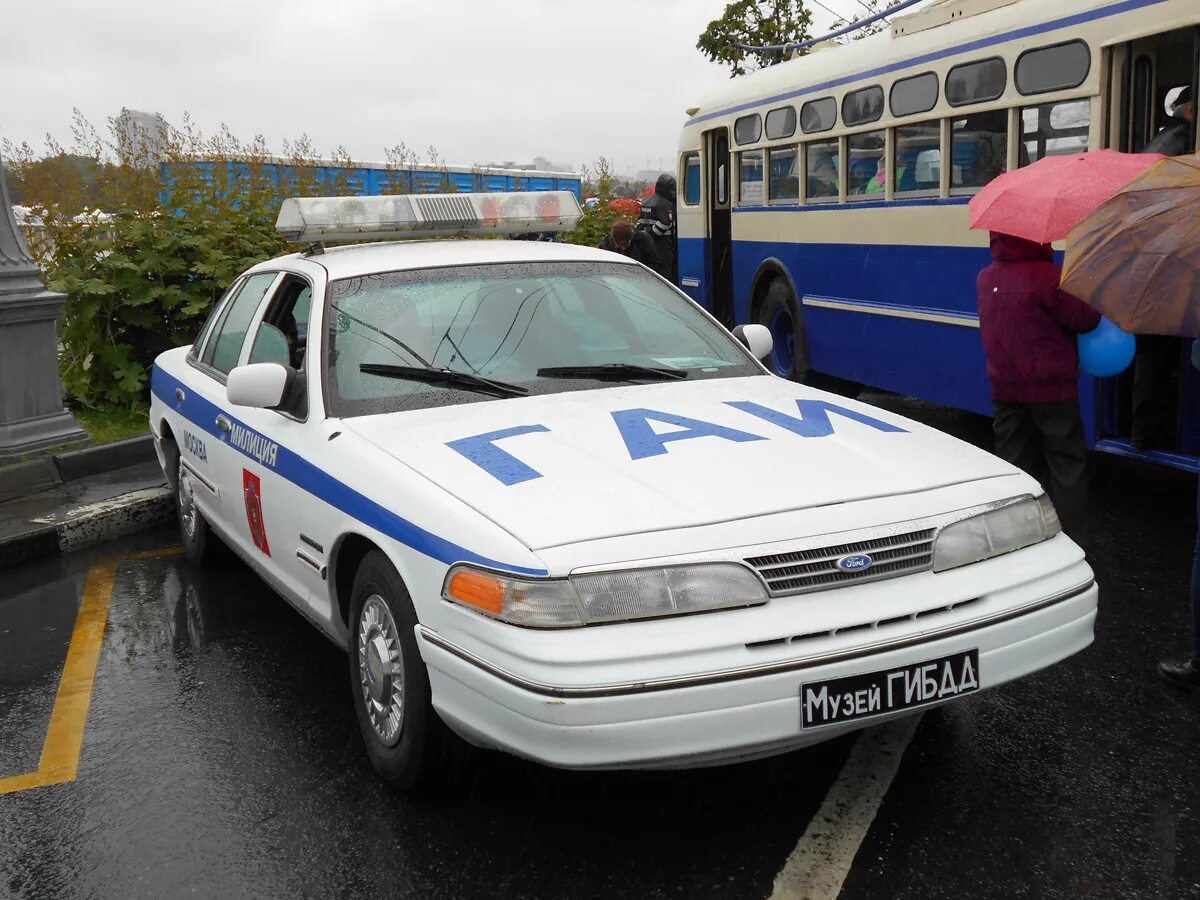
[416,557,1097,770]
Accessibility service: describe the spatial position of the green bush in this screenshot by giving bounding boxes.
[24,158,291,408]
[8,117,417,411]
[7,115,633,411]
[561,157,623,248]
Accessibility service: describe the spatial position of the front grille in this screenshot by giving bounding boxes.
[745,528,936,596]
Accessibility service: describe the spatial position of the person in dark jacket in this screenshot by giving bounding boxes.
[1144,84,1194,156]
[599,218,659,270]
[636,174,676,282]
[977,232,1102,550]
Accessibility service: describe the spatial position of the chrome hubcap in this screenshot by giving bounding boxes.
[357,594,404,745]
[178,462,197,540]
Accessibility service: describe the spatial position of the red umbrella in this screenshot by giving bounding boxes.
[968,150,1163,244]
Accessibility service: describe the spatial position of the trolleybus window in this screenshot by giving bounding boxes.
[951,110,1008,191]
[735,114,762,145]
[682,152,701,205]
[946,58,1007,107]
[714,132,730,204]
[847,130,886,195]
[766,106,797,140]
[894,121,942,195]
[768,146,800,202]
[843,86,884,127]
[1021,99,1090,163]
[739,150,765,204]
[801,97,837,133]
[1015,40,1090,95]
[890,72,940,118]
[806,140,839,201]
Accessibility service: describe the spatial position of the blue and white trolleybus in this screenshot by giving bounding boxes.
[676,0,1200,469]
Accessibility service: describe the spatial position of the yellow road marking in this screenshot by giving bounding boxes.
[0,547,182,796]
[125,546,184,560]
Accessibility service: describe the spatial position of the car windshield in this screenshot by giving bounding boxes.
[324,260,762,416]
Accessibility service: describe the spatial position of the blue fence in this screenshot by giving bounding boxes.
[165,160,582,201]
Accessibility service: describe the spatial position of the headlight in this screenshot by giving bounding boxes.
[932,495,1061,573]
[442,563,768,628]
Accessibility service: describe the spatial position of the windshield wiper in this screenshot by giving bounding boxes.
[536,364,688,382]
[359,364,528,397]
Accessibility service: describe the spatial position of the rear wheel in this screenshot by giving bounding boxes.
[348,550,458,790]
[756,278,808,380]
[177,458,216,566]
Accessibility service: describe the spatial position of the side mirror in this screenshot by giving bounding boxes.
[227,363,295,410]
[733,323,774,361]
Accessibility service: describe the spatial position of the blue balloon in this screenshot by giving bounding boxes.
[1078,316,1135,377]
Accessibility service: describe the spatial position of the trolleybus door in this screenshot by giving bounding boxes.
[706,128,734,328]
[1097,28,1200,457]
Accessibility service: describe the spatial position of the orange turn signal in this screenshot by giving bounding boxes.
[447,570,506,614]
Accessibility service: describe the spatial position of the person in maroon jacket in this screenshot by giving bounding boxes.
[977,232,1101,551]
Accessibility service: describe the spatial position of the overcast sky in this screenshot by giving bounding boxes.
[1,0,848,179]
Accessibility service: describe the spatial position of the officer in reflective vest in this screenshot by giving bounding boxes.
[636,173,677,282]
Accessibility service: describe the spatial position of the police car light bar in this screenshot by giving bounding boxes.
[275,191,583,243]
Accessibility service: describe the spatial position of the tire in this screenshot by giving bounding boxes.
[176,457,216,566]
[756,278,863,398]
[348,550,455,790]
[755,278,809,381]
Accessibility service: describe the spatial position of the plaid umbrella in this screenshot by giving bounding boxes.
[968,150,1163,244]
[1061,154,1200,337]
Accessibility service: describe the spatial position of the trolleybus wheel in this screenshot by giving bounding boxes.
[756,278,809,381]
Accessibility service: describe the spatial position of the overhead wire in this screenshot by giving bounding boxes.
[734,0,926,52]
[810,0,894,31]
[809,0,849,24]
[854,0,892,24]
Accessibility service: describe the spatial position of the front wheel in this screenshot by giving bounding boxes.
[756,279,808,380]
[348,550,455,790]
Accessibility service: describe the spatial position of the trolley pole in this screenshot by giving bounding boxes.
[0,154,88,459]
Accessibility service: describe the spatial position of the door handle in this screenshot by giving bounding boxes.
[215,415,232,433]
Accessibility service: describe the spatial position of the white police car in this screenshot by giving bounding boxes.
[150,191,1097,788]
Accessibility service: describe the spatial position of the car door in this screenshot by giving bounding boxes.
[169,275,242,512]
[227,269,334,624]
[185,270,283,548]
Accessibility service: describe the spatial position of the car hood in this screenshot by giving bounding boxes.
[343,376,1017,551]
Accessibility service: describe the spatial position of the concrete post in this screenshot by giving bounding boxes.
[0,155,88,459]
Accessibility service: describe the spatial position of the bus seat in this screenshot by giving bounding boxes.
[897,144,939,192]
[953,142,980,183]
[849,158,877,192]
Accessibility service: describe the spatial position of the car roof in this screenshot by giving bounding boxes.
[260,239,635,281]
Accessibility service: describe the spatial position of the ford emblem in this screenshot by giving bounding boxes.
[836,553,873,573]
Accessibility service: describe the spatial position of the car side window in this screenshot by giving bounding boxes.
[249,276,313,371]
[189,278,242,360]
[292,287,311,341]
[202,272,278,376]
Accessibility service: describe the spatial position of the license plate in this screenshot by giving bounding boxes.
[800,650,980,730]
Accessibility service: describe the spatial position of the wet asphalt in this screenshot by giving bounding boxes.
[2,394,1199,900]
